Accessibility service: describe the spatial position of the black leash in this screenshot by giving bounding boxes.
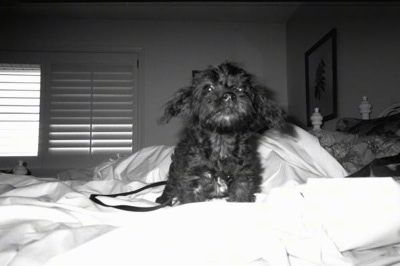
[89,181,173,212]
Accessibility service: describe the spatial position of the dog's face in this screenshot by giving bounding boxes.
[159,62,287,133]
[192,63,259,133]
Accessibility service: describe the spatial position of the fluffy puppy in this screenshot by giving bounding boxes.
[156,62,291,205]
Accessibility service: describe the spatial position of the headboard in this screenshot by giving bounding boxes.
[309,96,400,175]
[310,96,400,130]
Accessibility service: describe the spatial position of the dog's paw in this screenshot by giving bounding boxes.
[226,181,257,202]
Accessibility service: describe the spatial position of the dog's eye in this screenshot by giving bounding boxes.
[205,85,215,92]
[236,86,244,92]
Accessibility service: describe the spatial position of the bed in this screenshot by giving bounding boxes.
[310,96,400,176]
[1,98,400,266]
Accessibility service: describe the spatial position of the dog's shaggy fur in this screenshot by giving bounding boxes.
[156,62,291,205]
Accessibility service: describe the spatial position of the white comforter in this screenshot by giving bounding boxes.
[1,126,400,266]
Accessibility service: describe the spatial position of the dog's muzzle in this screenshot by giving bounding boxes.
[222,92,236,101]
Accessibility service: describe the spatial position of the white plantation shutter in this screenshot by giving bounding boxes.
[0,50,139,170]
[0,64,41,156]
[48,63,136,156]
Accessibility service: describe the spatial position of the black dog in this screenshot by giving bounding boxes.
[156,62,291,205]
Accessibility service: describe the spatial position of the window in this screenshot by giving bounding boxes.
[0,64,41,156]
[48,63,135,156]
[0,50,140,170]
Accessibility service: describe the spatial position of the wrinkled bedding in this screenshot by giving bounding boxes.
[311,129,400,174]
[1,126,400,266]
[336,113,400,137]
[311,113,400,175]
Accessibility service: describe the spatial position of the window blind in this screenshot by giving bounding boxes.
[48,64,135,156]
[0,64,41,156]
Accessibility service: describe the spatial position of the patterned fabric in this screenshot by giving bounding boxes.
[310,130,400,175]
[336,113,400,137]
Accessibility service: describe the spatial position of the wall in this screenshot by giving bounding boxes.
[287,3,400,129]
[0,15,288,171]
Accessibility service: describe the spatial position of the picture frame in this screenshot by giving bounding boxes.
[305,28,337,126]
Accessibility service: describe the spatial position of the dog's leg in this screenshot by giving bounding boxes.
[180,184,208,203]
[178,171,221,203]
[155,180,176,205]
[227,181,256,202]
[226,171,261,202]
[157,167,217,205]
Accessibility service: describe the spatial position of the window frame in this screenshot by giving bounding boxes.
[0,49,143,172]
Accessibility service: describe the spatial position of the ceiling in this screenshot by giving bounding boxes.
[0,1,303,23]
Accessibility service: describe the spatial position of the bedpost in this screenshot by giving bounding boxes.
[310,107,323,130]
[359,96,372,120]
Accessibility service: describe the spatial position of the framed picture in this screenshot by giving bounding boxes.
[305,28,337,126]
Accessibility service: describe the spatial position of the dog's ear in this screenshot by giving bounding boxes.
[253,87,295,135]
[158,86,193,124]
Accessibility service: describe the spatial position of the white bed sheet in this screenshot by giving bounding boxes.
[1,126,399,266]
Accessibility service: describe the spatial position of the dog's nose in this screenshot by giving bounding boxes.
[222,92,236,101]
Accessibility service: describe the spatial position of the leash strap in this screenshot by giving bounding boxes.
[89,181,172,212]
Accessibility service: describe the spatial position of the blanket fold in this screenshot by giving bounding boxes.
[0,126,399,266]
